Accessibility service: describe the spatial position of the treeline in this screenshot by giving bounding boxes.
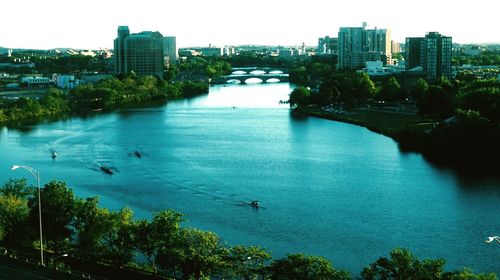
[0,88,71,123]
[0,75,208,123]
[453,50,500,66]
[70,75,207,110]
[167,56,232,81]
[0,179,496,280]
[288,62,500,169]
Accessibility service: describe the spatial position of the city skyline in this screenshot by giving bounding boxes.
[1,0,500,50]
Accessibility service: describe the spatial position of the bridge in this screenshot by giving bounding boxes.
[211,66,289,84]
[231,67,288,74]
[211,73,289,84]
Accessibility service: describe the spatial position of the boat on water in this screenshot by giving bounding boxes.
[50,149,57,159]
[100,165,114,175]
[134,151,142,158]
[250,200,260,208]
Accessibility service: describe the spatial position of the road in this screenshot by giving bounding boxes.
[0,262,52,280]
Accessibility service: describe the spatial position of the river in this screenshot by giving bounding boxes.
[1,82,499,275]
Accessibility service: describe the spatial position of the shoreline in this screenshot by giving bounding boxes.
[296,106,500,175]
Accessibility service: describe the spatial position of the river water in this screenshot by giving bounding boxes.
[1,82,499,275]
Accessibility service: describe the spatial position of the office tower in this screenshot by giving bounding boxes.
[338,27,366,69]
[405,37,425,70]
[391,41,401,54]
[317,36,338,55]
[405,32,452,80]
[114,26,164,77]
[163,36,177,65]
[366,28,392,64]
[338,23,392,69]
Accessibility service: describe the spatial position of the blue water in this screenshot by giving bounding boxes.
[1,83,499,275]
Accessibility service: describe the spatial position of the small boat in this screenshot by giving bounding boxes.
[50,149,57,159]
[250,200,260,208]
[134,151,142,158]
[100,165,114,175]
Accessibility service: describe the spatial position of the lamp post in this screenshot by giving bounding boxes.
[11,165,44,266]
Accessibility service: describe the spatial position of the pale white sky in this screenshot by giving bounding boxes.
[1,0,499,49]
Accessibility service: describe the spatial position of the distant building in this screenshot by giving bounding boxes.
[366,28,392,64]
[317,36,338,55]
[198,46,223,57]
[462,45,483,56]
[338,23,392,70]
[114,26,164,77]
[391,41,401,54]
[338,27,366,69]
[53,74,84,89]
[405,37,425,70]
[163,36,177,65]
[223,46,235,56]
[278,48,295,57]
[405,32,452,80]
[21,77,52,88]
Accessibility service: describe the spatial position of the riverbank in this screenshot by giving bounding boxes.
[297,106,436,139]
[0,77,209,126]
[296,106,500,173]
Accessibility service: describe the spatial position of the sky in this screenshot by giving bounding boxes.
[1,0,499,50]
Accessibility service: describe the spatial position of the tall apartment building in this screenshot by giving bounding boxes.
[366,28,391,64]
[114,26,164,77]
[338,23,391,70]
[163,36,177,65]
[338,27,366,69]
[317,36,338,55]
[405,32,452,80]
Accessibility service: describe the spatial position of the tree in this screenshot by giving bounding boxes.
[0,178,33,199]
[0,194,30,246]
[288,87,311,108]
[378,77,402,101]
[225,245,272,280]
[176,228,228,280]
[132,210,184,272]
[268,254,350,280]
[73,197,111,260]
[361,248,447,280]
[408,78,429,100]
[443,268,498,280]
[354,72,378,100]
[418,85,453,116]
[100,207,135,266]
[29,180,75,253]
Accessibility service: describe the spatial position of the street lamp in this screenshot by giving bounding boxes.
[11,165,44,266]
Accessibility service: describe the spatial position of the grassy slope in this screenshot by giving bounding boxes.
[298,107,437,140]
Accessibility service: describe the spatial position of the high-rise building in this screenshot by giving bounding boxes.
[391,41,401,54]
[163,36,177,65]
[337,23,392,70]
[405,37,425,70]
[366,28,392,64]
[317,36,338,55]
[405,32,452,80]
[114,26,164,77]
[338,27,366,69]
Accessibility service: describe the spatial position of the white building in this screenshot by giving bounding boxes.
[279,48,294,57]
[163,36,177,65]
[20,77,52,88]
[53,74,83,89]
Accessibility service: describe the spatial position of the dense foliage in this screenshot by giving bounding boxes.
[0,179,497,279]
[69,75,207,110]
[287,60,500,169]
[0,88,71,122]
[453,50,500,66]
[0,75,208,123]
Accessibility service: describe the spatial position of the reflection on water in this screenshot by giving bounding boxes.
[0,82,499,275]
